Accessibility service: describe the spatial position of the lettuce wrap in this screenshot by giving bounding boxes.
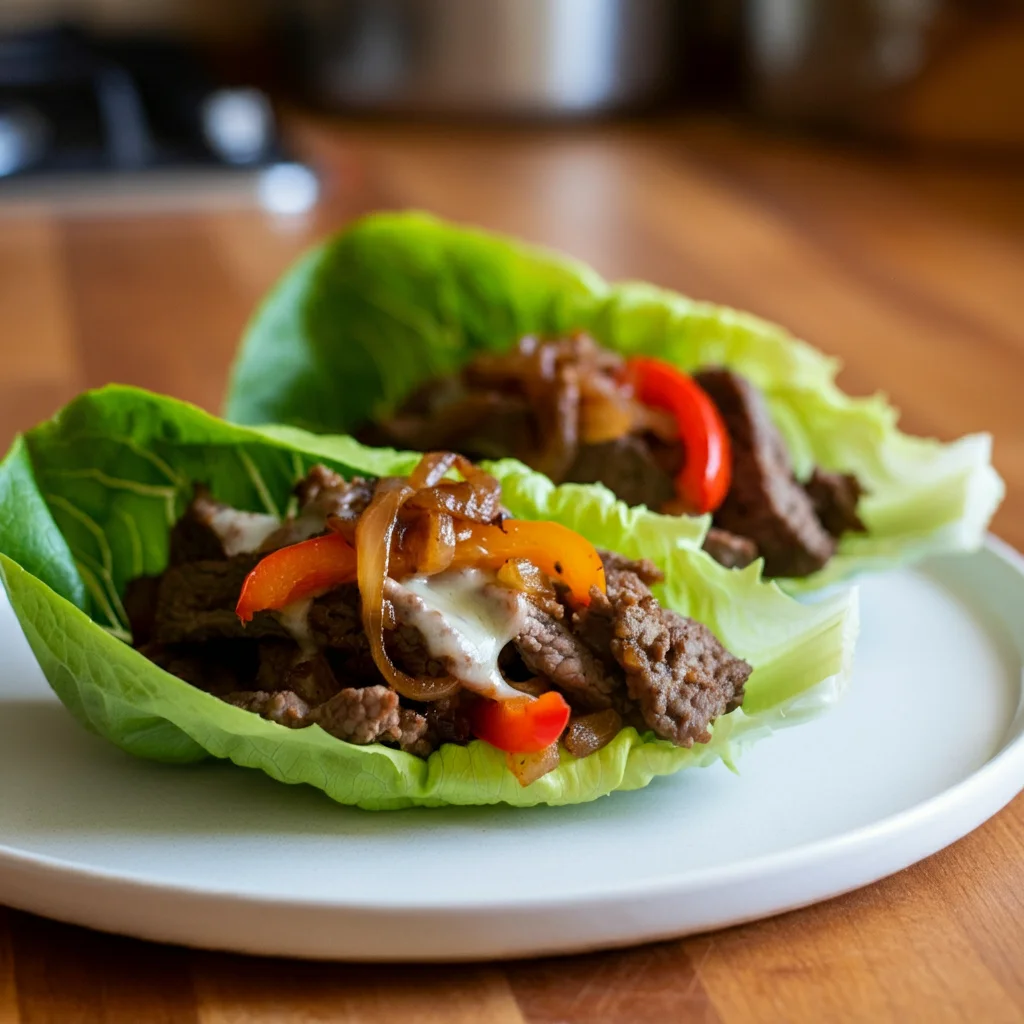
[225,212,1003,591]
[0,386,856,809]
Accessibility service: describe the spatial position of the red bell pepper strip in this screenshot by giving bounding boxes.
[453,519,606,605]
[625,356,732,514]
[236,532,357,623]
[471,691,571,754]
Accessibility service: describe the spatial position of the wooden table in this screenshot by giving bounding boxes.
[1,117,1022,1022]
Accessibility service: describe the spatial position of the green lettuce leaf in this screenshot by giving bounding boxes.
[225,211,1003,590]
[0,386,855,809]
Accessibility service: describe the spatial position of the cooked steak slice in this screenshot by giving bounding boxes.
[256,642,342,706]
[564,435,677,511]
[153,555,288,644]
[393,708,432,757]
[124,574,161,646]
[311,685,401,744]
[804,468,866,538]
[572,563,750,746]
[514,601,619,711]
[226,689,310,727]
[140,641,259,696]
[695,368,835,578]
[702,527,759,570]
[422,693,474,746]
[598,550,665,586]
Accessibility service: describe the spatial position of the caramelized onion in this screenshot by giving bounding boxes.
[564,709,623,759]
[505,742,560,787]
[355,477,459,702]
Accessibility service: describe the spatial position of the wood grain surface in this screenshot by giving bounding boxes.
[0,116,1022,1022]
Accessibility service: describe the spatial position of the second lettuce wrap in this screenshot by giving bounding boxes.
[225,212,1003,590]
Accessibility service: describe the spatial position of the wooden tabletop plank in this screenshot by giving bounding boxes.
[0,117,1021,1022]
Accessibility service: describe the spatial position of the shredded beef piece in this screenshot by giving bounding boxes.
[571,563,750,746]
[226,689,310,728]
[422,693,474,746]
[256,642,341,706]
[170,487,280,562]
[140,641,259,696]
[702,527,759,570]
[153,555,288,644]
[805,468,866,538]
[296,465,374,518]
[514,601,618,711]
[124,574,161,646]
[598,550,664,586]
[389,708,433,757]
[311,685,401,744]
[695,368,836,578]
[565,435,677,511]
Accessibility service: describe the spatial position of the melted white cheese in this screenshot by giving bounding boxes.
[397,570,527,701]
[275,596,317,656]
[208,507,281,557]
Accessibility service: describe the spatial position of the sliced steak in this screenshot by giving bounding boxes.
[514,601,619,711]
[225,689,310,728]
[695,368,835,578]
[564,435,677,511]
[702,527,759,570]
[140,640,259,696]
[598,550,664,587]
[153,555,288,644]
[311,685,401,744]
[393,708,432,757]
[572,563,750,746]
[804,468,866,538]
[124,574,161,646]
[422,693,474,746]
[256,642,342,706]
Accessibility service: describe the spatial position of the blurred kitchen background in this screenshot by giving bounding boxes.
[1,0,1022,212]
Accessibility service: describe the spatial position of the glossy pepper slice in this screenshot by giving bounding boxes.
[453,519,606,605]
[625,356,732,514]
[236,532,357,623]
[470,691,572,754]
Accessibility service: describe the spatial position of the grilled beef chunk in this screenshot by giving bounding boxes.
[153,555,288,644]
[311,685,401,744]
[256,643,341,706]
[565,436,677,510]
[702,528,759,570]
[695,369,836,578]
[226,689,310,727]
[140,640,259,696]
[513,602,619,711]
[572,560,750,746]
[805,468,866,538]
[124,574,161,645]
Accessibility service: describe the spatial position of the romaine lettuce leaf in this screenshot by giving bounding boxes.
[225,211,1003,590]
[0,386,855,809]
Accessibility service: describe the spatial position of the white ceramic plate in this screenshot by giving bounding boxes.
[1,539,1022,961]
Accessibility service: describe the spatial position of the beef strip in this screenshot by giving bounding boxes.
[597,551,664,586]
[393,708,432,757]
[226,689,310,727]
[170,488,280,563]
[564,435,677,510]
[256,642,342,706]
[695,368,836,578]
[124,574,161,646]
[421,693,474,746]
[140,640,259,696]
[513,601,619,711]
[310,685,401,744]
[228,688,311,729]
[804,468,866,538]
[702,527,759,570]
[572,563,751,746]
[152,555,289,644]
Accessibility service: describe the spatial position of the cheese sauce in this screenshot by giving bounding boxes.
[398,569,527,701]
